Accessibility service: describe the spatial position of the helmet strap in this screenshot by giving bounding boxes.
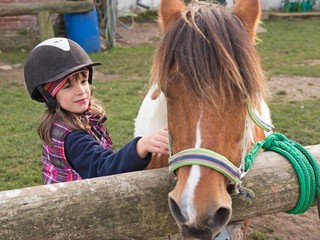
[88,67,93,100]
[37,85,57,108]
[88,67,93,84]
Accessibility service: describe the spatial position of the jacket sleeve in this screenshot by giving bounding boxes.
[64,130,151,179]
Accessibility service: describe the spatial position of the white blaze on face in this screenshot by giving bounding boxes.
[181,164,201,223]
[180,118,202,223]
[195,119,202,149]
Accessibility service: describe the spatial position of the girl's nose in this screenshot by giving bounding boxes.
[75,82,86,94]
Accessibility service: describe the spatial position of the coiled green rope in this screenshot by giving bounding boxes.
[245,133,320,218]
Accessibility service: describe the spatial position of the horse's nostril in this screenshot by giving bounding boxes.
[205,207,231,229]
[168,196,187,224]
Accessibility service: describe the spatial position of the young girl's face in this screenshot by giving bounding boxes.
[56,71,91,114]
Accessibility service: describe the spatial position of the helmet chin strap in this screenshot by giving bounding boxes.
[88,67,93,101]
[88,67,93,85]
[37,85,57,108]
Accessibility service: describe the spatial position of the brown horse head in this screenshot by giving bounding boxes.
[150,0,267,239]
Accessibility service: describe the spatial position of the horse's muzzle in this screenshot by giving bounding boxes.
[168,195,232,239]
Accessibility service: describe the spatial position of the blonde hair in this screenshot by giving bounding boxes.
[37,71,105,147]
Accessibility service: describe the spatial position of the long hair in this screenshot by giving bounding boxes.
[37,72,105,147]
[151,1,265,109]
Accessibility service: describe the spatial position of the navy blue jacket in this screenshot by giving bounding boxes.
[65,130,151,179]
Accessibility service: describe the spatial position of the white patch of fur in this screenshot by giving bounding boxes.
[179,114,203,223]
[246,118,255,145]
[181,165,201,223]
[260,98,273,137]
[247,97,273,144]
[195,119,202,149]
[134,84,167,137]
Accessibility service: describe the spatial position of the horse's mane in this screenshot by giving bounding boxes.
[151,1,265,109]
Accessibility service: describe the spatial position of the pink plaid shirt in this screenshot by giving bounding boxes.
[42,121,82,184]
[42,114,113,184]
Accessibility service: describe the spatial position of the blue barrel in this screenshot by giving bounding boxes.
[64,6,101,53]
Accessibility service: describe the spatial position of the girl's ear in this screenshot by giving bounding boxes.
[159,0,186,34]
[233,0,261,41]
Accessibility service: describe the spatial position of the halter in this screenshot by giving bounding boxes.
[168,99,274,201]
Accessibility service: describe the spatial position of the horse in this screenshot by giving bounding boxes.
[134,0,273,239]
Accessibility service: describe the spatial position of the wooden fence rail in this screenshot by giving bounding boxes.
[0,0,94,40]
[0,145,319,239]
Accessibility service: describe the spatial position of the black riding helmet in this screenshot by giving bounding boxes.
[24,37,101,108]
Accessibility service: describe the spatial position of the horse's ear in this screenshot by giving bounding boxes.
[233,0,261,41]
[159,0,186,34]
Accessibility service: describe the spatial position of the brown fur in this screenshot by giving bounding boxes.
[147,0,267,239]
[233,0,261,42]
[151,0,265,110]
[158,0,187,34]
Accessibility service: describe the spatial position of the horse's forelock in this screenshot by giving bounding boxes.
[151,2,265,109]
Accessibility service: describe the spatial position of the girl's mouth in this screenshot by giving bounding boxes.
[75,98,87,104]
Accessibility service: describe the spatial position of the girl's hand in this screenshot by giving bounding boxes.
[136,126,169,159]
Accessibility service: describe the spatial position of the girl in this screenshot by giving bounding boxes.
[24,37,168,184]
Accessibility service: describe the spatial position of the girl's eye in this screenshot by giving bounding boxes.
[81,79,88,84]
[63,84,71,89]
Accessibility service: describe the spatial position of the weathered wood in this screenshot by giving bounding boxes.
[268,11,320,17]
[0,1,93,16]
[264,11,320,20]
[0,145,319,239]
[38,11,55,40]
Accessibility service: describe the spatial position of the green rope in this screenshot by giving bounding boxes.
[245,133,320,218]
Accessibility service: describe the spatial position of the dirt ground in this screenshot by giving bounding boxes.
[1,21,320,240]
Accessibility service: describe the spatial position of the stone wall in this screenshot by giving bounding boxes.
[0,0,64,50]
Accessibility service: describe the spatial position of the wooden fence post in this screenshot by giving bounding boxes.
[0,1,94,16]
[38,11,55,40]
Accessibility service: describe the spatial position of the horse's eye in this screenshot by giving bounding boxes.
[162,90,170,99]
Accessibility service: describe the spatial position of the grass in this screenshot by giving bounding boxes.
[268,98,320,145]
[247,230,269,240]
[257,19,320,77]
[256,19,320,146]
[93,78,149,150]
[247,225,284,240]
[247,230,284,240]
[89,45,154,150]
[0,88,43,190]
[90,44,155,77]
[0,19,320,192]
[0,50,28,64]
